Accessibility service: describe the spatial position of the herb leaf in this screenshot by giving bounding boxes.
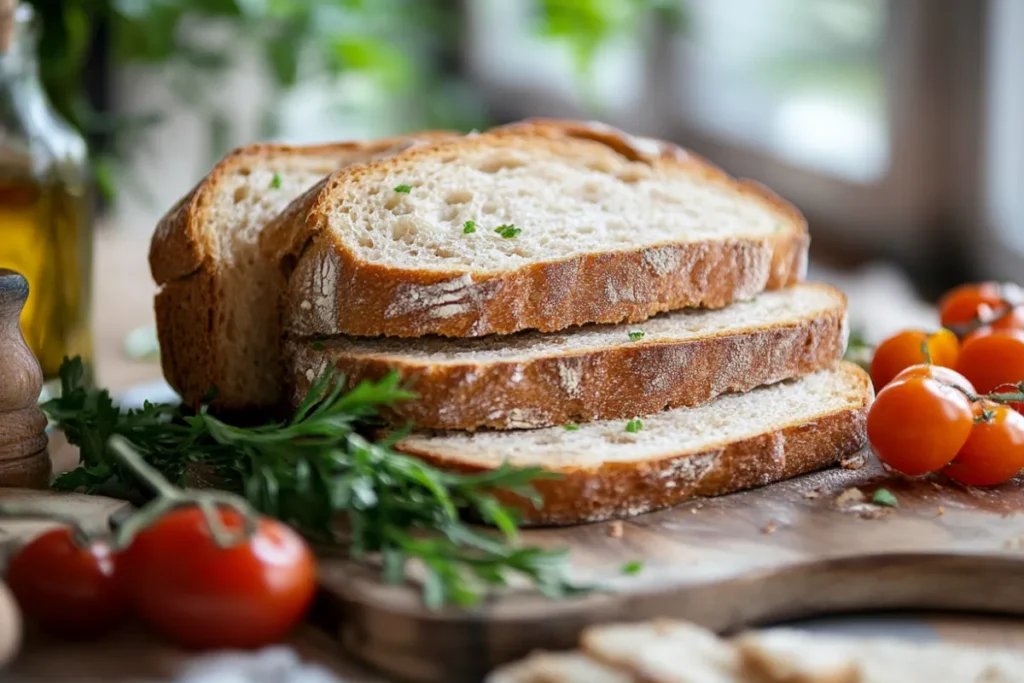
[625,418,643,433]
[271,172,282,189]
[463,220,476,234]
[394,184,412,193]
[628,331,644,341]
[494,224,521,239]
[872,488,898,507]
[43,356,580,608]
[563,424,580,431]
[621,560,644,575]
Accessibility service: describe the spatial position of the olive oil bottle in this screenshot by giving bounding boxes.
[0,2,92,381]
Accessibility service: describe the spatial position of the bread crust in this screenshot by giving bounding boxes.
[286,284,848,430]
[274,126,810,339]
[150,135,454,410]
[394,363,871,526]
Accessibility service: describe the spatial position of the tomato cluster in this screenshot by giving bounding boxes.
[867,282,1024,485]
[5,504,315,649]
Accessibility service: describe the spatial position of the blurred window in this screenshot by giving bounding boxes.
[676,0,888,183]
[985,0,1024,255]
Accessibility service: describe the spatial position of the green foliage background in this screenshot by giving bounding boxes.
[24,0,685,200]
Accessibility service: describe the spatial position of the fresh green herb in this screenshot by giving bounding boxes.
[628,331,645,341]
[463,220,477,234]
[563,424,580,431]
[494,224,521,239]
[311,340,325,351]
[872,488,898,507]
[394,184,412,193]
[625,418,643,433]
[620,560,644,575]
[43,357,580,609]
[271,172,282,189]
[844,327,873,372]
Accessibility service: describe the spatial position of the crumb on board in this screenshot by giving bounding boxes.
[937,506,946,517]
[802,487,824,500]
[608,521,624,539]
[762,520,777,534]
[1005,537,1024,550]
[840,453,867,470]
[834,487,867,508]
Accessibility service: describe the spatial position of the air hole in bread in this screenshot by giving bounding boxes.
[368,186,380,196]
[441,206,460,223]
[616,167,648,184]
[233,186,249,204]
[384,195,402,211]
[586,159,615,174]
[477,154,527,174]
[391,217,419,243]
[439,153,458,163]
[238,167,252,177]
[432,246,455,259]
[482,202,498,215]
[445,190,473,205]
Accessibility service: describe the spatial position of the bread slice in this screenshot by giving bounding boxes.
[485,651,635,683]
[734,628,1024,683]
[582,620,742,683]
[263,121,808,339]
[149,134,452,411]
[488,621,1024,683]
[393,363,871,525]
[286,283,847,430]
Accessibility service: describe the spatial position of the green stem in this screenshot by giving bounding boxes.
[107,434,182,500]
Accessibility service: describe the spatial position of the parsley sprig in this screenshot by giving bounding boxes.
[43,357,579,608]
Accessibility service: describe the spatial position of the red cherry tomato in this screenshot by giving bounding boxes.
[956,329,1024,412]
[867,376,974,476]
[890,364,976,394]
[944,402,1024,486]
[939,282,1010,331]
[5,528,125,638]
[120,506,316,650]
[869,329,959,390]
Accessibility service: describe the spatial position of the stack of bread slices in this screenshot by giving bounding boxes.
[149,119,871,525]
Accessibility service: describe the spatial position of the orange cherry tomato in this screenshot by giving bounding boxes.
[944,402,1024,486]
[120,506,316,650]
[5,528,126,638]
[956,329,1024,412]
[867,376,974,476]
[890,364,977,394]
[869,329,959,390]
[939,282,1010,331]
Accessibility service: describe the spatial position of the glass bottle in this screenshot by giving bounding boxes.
[0,2,93,383]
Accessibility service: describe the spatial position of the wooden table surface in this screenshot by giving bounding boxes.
[7,229,1024,682]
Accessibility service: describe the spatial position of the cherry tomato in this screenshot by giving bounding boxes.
[869,329,959,390]
[867,376,974,476]
[5,528,125,638]
[120,506,316,650]
[956,329,1024,412]
[890,364,977,394]
[944,402,1024,486]
[939,282,1011,331]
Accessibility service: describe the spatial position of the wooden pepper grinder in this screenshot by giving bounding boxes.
[0,269,51,488]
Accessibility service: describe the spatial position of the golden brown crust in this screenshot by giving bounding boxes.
[285,284,848,429]
[279,128,809,339]
[154,273,217,407]
[395,364,871,526]
[151,134,457,410]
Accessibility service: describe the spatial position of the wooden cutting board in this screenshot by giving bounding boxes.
[6,459,1024,683]
[313,455,1024,682]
